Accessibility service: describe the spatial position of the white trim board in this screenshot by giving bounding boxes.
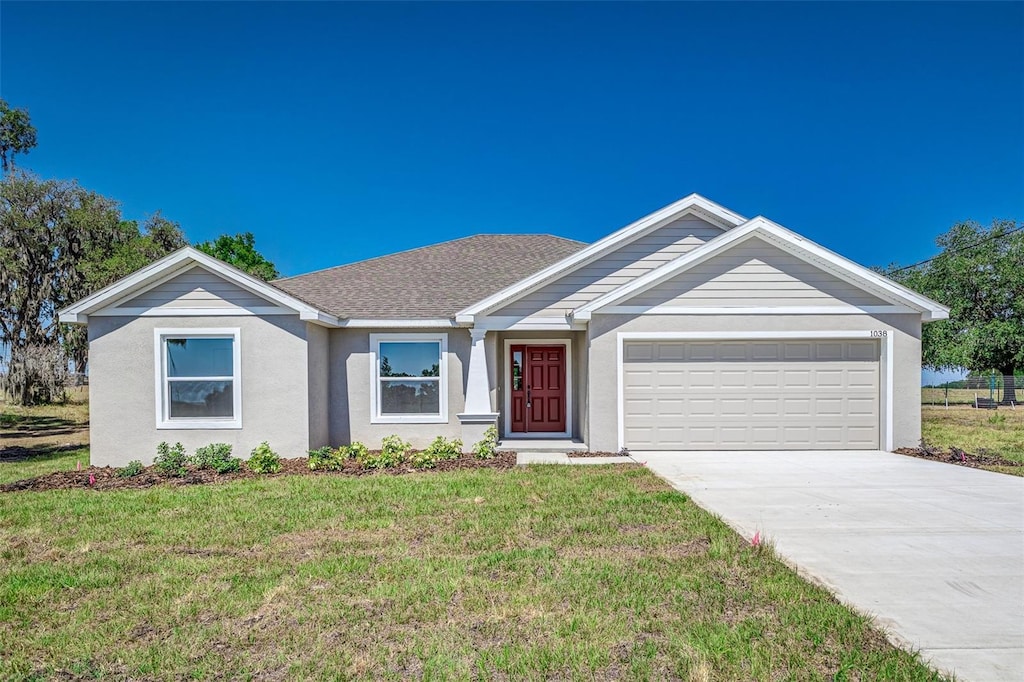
[455,194,747,323]
[575,218,949,323]
[502,338,573,440]
[475,316,586,331]
[95,306,296,317]
[598,305,917,316]
[615,330,894,452]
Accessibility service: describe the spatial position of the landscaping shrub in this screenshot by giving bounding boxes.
[342,441,369,462]
[473,425,499,459]
[117,460,144,478]
[307,445,339,471]
[407,449,438,469]
[247,442,282,474]
[426,436,463,460]
[191,443,241,473]
[363,435,411,469]
[154,442,188,477]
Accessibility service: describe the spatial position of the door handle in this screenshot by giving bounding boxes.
[527,386,531,408]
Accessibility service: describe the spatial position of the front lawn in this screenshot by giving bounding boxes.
[0,462,942,680]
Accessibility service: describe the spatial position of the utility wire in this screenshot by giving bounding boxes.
[886,224,1024,274]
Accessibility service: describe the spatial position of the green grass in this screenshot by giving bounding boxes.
[0,462,943,681]
[0,447,87,484]
[922,406,1024,463]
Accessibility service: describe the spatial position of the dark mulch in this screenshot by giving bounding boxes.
[894,444,1022,471]
[0,451,518,493]
[567,451,629,458]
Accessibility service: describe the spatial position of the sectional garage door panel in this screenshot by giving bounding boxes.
[623,340,880,450]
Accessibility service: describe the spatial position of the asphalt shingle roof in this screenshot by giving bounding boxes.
[272,234,586,319]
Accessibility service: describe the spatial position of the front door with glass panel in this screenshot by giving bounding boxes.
[509,345,566,433]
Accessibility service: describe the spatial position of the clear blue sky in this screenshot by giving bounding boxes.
[2,1,1021,281]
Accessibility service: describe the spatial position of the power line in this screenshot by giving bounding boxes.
[887,224,1024,274]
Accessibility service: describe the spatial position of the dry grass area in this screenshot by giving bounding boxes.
[922,405,1024,465]
[0,465,943,681]
[0,387,90,484]
[0,386,89,451]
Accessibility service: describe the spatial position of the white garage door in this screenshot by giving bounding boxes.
[623,339,880,450]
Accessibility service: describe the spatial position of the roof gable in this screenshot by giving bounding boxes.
[58,247,338,326]
[608,235,892,310]
[486,215,724,319]
[574,217,950,321]
[455,194,747,322]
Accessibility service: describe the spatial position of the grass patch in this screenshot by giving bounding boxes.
[0,462,943,680]
[0,446,88,485]
[922,406,1024,464]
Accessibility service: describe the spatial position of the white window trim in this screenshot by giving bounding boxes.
[502,338,573,439]
[369,333,449,424]
[615,330,893,452]
[154,328,242,430]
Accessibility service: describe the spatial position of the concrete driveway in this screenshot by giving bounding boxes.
[639,450,1024,682]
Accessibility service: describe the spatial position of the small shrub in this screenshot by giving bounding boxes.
[247,441,282,474]
[473,425,499,459]
[191,443,240,473]
[154,442,188,477]
[363,435,411,469]
[117,460,144,478]
[213,455,241,473]
[342,441,370,462]
[308,445,339,471]
[408,448,439,469]
[425,436,463,461]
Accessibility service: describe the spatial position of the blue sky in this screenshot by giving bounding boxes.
[2,1,1021,287]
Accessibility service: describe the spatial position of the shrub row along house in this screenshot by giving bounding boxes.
[59,194,948,466]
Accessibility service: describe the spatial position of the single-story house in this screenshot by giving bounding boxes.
[59,194,948,466]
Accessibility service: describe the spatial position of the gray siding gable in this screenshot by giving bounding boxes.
[109,265,286,312]
[490,216,724,318]
[620,236,892,309]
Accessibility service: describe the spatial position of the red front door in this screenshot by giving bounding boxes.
[510,345,566,433]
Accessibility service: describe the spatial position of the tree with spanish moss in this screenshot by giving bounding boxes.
[0,99,37,172]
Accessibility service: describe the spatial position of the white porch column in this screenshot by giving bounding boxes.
[458,328,499,446]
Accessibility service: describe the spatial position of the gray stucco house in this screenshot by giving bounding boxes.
[59,194,948,466]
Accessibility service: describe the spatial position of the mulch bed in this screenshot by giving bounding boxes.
[567,451,628,458]
[894,445,1022,471]
[0,451,518,493]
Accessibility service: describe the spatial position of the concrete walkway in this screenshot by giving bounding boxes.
[639,450,1024,682]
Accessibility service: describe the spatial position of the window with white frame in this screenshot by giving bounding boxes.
[155,329,241,429]
[370,333,447,423]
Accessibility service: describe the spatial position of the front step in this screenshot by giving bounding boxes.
[497,439,588,453]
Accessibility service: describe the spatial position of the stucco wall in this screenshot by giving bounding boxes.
[88,315,312,466]
[307,323,330,449]
[585,313,922,452]
[328,327,469,448]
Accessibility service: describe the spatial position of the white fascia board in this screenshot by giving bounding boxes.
[57,246,341,326]
[338,318,459,328]
[753,224,950,319]
[455,194,747,318]
[576,217,949,321]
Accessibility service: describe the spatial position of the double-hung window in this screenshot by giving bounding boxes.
[370,333,447,423]
[155,328,241,429]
